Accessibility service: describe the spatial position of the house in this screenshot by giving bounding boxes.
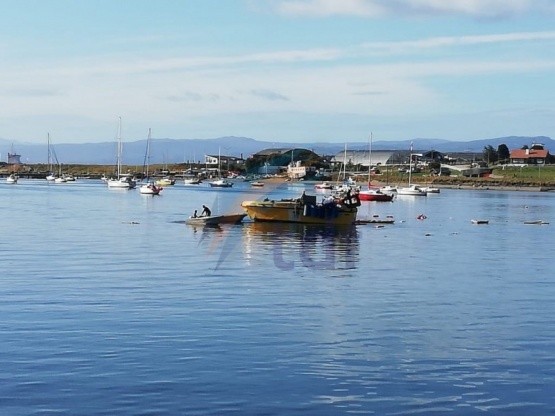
[204,154,245,167]
[510,143,550,165]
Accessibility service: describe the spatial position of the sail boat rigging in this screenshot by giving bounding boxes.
[209,147,233,187]
[358,133,394,201]
[139,128,162,195]
[397,141,426,196]
[107,117,136,189]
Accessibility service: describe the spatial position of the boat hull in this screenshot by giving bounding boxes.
[139,184,162,195]
[241,200,357,225]
[358,190,394,202]
[185,216,224,226]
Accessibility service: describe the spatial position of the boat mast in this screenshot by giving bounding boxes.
[144,128,151,179]
[408,141,413,186]
[368,132,372,186]
[117,116,122,177]
[47,133,52,172]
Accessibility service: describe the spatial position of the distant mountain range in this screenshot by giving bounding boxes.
[1,135,553,165]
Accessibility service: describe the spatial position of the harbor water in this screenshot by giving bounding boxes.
[1,179,555,415]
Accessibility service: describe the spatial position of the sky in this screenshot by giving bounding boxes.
[1,0,555,145]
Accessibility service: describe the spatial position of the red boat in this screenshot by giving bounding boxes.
[358,188,394,202]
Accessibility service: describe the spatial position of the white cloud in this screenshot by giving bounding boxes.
[361,31,555,53]
[269,0,555,18]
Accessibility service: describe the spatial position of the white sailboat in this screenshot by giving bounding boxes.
[6,144,19,185]
[397,142,427,196]
[139,128,162,195]
[209,147,233,187]
[46,133,56,181]
[107,117,136,189]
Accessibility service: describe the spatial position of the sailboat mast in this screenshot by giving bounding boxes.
[408,141,413,186]
[47,133,51,171]
[145,128,151,178]
[117,117,122,177]
[368,132,373,185]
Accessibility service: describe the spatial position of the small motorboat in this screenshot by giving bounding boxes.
[250,181,265,187]
[184,178,202,185]
[185,215,224,226]
[471,219,489,224]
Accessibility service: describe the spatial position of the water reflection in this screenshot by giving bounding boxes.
[242,222,359,271]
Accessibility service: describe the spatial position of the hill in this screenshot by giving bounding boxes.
[1,135,553,165]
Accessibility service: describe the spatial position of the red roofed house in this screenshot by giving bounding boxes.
[510,143,550,165]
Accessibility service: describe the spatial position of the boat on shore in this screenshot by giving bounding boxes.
[241,191,360,225]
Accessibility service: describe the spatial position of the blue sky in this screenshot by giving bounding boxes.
[1,0,555,145]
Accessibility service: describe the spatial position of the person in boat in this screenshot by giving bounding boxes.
[192,210,198,218]
[200,205,211,217]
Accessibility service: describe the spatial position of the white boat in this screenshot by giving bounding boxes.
[54,176,67,183]
[314,181,333,189]
[397,142,427,196]
[397,184,427,196]
[6,173,18,184]
[107,117,136,189]
[250,181,265,187]
[45,133,57,181]
[184,178,202,185]
[185,215,224,226]
[209,178,233,188]
[380,185,398,195]
[139,128,162,195]
[421,186,440,193]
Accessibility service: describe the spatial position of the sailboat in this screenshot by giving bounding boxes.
[107,117,136,189]
[397,142,427,196]
[6,144,19,183]
[46,133,56,181]
[209,147,233,187]
[139,128,162,195]
[359,133,394,202]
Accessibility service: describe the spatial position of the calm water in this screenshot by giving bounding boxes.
[1,179,555,415]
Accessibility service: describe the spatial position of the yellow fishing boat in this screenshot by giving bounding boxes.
[241,192,359,225]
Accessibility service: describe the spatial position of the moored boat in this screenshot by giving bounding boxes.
[156,177,176,186]
[358,188,394,202]
[209,178,233,188]
[241,192,360,225]
[397,184,427,196]
[314,181,333,190]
